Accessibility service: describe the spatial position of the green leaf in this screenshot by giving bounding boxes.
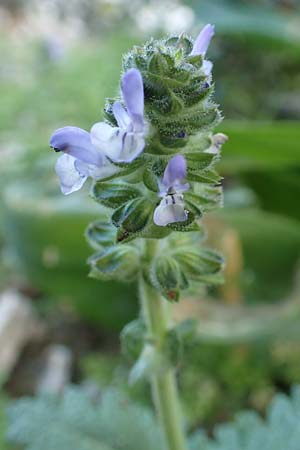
[142,160,163,192]
[165,319,198,365]
[185,186,223,213]
[165,35,193,56]
[155,105,220,136]
[148,52,171,76]
[92,182,142,209]
[85,220,116,250]
[150,255,189,302]
[173,247,224,282]
[121,319,147,361]
[7,387,164,450]
[112,198,152,231]
[88,245,140,281]
[189,387,300,450]
[219,120,300,174]
[184,151,216,172]
[166,213,202,233]
[185,54,203,68]
[186,168,222,185]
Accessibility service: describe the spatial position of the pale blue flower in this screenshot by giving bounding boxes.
[191,23,215,76]
[50,69,146,195]
[91,68,146,163]
[154,155,190,227]
[50,126,117,195]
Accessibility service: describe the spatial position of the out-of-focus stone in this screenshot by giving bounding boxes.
[0,289,41,379]
[37,344,72,395]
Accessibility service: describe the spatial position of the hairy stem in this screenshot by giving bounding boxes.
[139,240,188,450]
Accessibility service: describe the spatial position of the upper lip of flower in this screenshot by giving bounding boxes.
[191,23,215,57]
[160,154,190,196]
[90,68,146,164]
[190,24,215,76]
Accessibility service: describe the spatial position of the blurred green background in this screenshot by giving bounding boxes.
[0,0,300,444]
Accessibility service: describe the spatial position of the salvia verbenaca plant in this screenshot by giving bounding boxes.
[50,24,227,450]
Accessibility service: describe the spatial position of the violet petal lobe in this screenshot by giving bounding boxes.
[55,153,87,195]
[121,68,144,129]
[191,24,215,56]
[50,126,102,166]
[162,154,187,188]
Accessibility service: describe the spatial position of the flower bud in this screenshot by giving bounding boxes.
[88,245,140,281]
[85,220,116,250]
[150,256,188,302]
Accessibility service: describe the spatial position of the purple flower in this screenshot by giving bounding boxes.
[50,126,117,195]
[190,24,215,76]
[50,69,146,195]
[154,155,190,227]
[91,68,146,163]
[191,24,215,56]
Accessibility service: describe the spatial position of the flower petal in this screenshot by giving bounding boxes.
[121,68,144,130]
[117,132,145,163]
[191,24,215,56]
[154,196,188,226]
[50,126,102,166]
[75,158,119,180]
[202,59,213,76]
[55,154,87,195]
[112,101,131,129]
[91,121,119,153]
[162,155,187,188]
[91,122,145,163]
[205,132,228,154]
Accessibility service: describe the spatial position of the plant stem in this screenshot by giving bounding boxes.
[139,241,188,450]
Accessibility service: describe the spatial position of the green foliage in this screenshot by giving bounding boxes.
[150,256,188,302]
[7,387,164,450]
[7,384,300,450]
[81,338,300,431]
[121,319,146,361]
[89,245,141,282]
[148,236,224,302]
[219,121,300,174]
[92,182,143,210]
[85,221,116,250]
[189,387,300,450]
[188,1,300,120]
[2,181,138,330]
[0,32,136,149]
[0,394,7,450]
[179,338,300,429]
[218,208,300,304]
